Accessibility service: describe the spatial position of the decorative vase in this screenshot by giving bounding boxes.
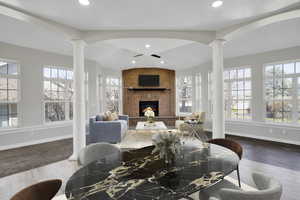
[152,132,182,167]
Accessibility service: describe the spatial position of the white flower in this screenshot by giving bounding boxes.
[145,110,155,117]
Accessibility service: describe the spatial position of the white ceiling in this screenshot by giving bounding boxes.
[0,1,300,70]
[1,0,299,30]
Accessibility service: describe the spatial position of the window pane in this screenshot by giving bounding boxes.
[0,78,7,89]
[0,63,8,74]
[237,69,244,78]
[44,68,51,78]
[8,79,18,90]
[283,78,292,88]
[0,90,7,101]
[8,90,18,101]
[265,65,274,77]
[0,60,19,128]
[58,69,66,79]
[244,68,251,78]
[8,63,18,75]
[283,63,295,74]
[275,64,283,77]
[51,68,58,78]
[296,62,300,73]
[45,102,66,122]
[67,71,73,80]
[0,104,8,116]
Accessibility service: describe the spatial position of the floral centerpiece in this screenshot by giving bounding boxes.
[152,131,182,164]
[144,107,155,123]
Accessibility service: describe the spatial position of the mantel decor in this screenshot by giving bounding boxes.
[144,107,155,124]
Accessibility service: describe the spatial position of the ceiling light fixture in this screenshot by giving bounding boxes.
[211,0,223,8]
[79,0,90,6]
[132,60,136,64]
[145,44,151,49]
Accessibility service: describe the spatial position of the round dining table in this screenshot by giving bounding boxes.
[65,142,239,200]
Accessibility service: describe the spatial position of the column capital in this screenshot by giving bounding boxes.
[70,39,87,47]
[209,39,226,47]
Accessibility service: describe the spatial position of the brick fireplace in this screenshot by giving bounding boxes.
[122,68,176,126]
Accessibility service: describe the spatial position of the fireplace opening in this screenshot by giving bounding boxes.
[139,101,159,117]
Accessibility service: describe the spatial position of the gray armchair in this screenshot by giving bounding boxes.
[89,114,129,144]
[199,172,282,200]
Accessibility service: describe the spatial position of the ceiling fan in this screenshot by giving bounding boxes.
[133,54,161,59]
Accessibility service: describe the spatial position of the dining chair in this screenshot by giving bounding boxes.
[201,172,282,200]
[78,142,121,166]
[207,138,243,187]
[10,179,62,200]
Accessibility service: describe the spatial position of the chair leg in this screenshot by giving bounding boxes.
[237,165,241,188]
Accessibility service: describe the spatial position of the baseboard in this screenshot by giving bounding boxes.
[205,128,300,146]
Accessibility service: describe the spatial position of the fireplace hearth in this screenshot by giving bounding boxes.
[139,101,159,117]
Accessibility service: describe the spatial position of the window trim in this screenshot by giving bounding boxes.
[263,59,300,125]
[224,66,252,121]
[42,65,73,124]
[177,75,193,115]
[0,58,21,128]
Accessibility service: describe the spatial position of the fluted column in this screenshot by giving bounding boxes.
[69,40,86,160]
[211,39,225,138]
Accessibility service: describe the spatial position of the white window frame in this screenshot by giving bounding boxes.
[105,76,121,113]
[224,66,252,121]
[263,59,300,125]
[177,75,193,115]
[43,66,73,124]
[0,58,20,129]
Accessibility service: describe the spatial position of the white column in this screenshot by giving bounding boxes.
[211,39,225,138]
[201,71,209,113]
[69,40,86,160]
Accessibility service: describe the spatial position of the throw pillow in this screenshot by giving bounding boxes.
[111,112,119,121]
[103,111,112,121]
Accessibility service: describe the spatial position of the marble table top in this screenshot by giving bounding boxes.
[136,121,168,130]
[65,143,239,200]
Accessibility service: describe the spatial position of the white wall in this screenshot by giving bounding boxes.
[191,46,300,145]
[0,41,99,150]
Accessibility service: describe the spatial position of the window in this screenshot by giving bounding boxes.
[98,74,104,113]
[177,76,193,114]
[224,67,252,120]
[43,66,73,122]
[265,61,300,123]
[105,77,121,113]
[195,73,201,112]
[0,60,19,128]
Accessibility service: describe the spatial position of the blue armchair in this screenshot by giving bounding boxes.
[89,114,129,144]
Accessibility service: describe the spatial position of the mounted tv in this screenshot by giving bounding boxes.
[138,75,160,87]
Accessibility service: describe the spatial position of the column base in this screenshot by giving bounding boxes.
[68,153,78,161]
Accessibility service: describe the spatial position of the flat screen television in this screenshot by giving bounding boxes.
[138,75,160,87]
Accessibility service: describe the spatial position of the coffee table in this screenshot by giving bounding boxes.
[136,121,167,130]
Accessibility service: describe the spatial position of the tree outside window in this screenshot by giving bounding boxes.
[178,76,192,114]
[265,62,298,123]
[105,77,120,113]
[43,67,73,122]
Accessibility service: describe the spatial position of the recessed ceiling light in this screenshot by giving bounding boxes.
[79,0,90,6]
[132,60,136,64]
[160,60,165,64]
[211,0,223,8]
[145,44,151,49]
